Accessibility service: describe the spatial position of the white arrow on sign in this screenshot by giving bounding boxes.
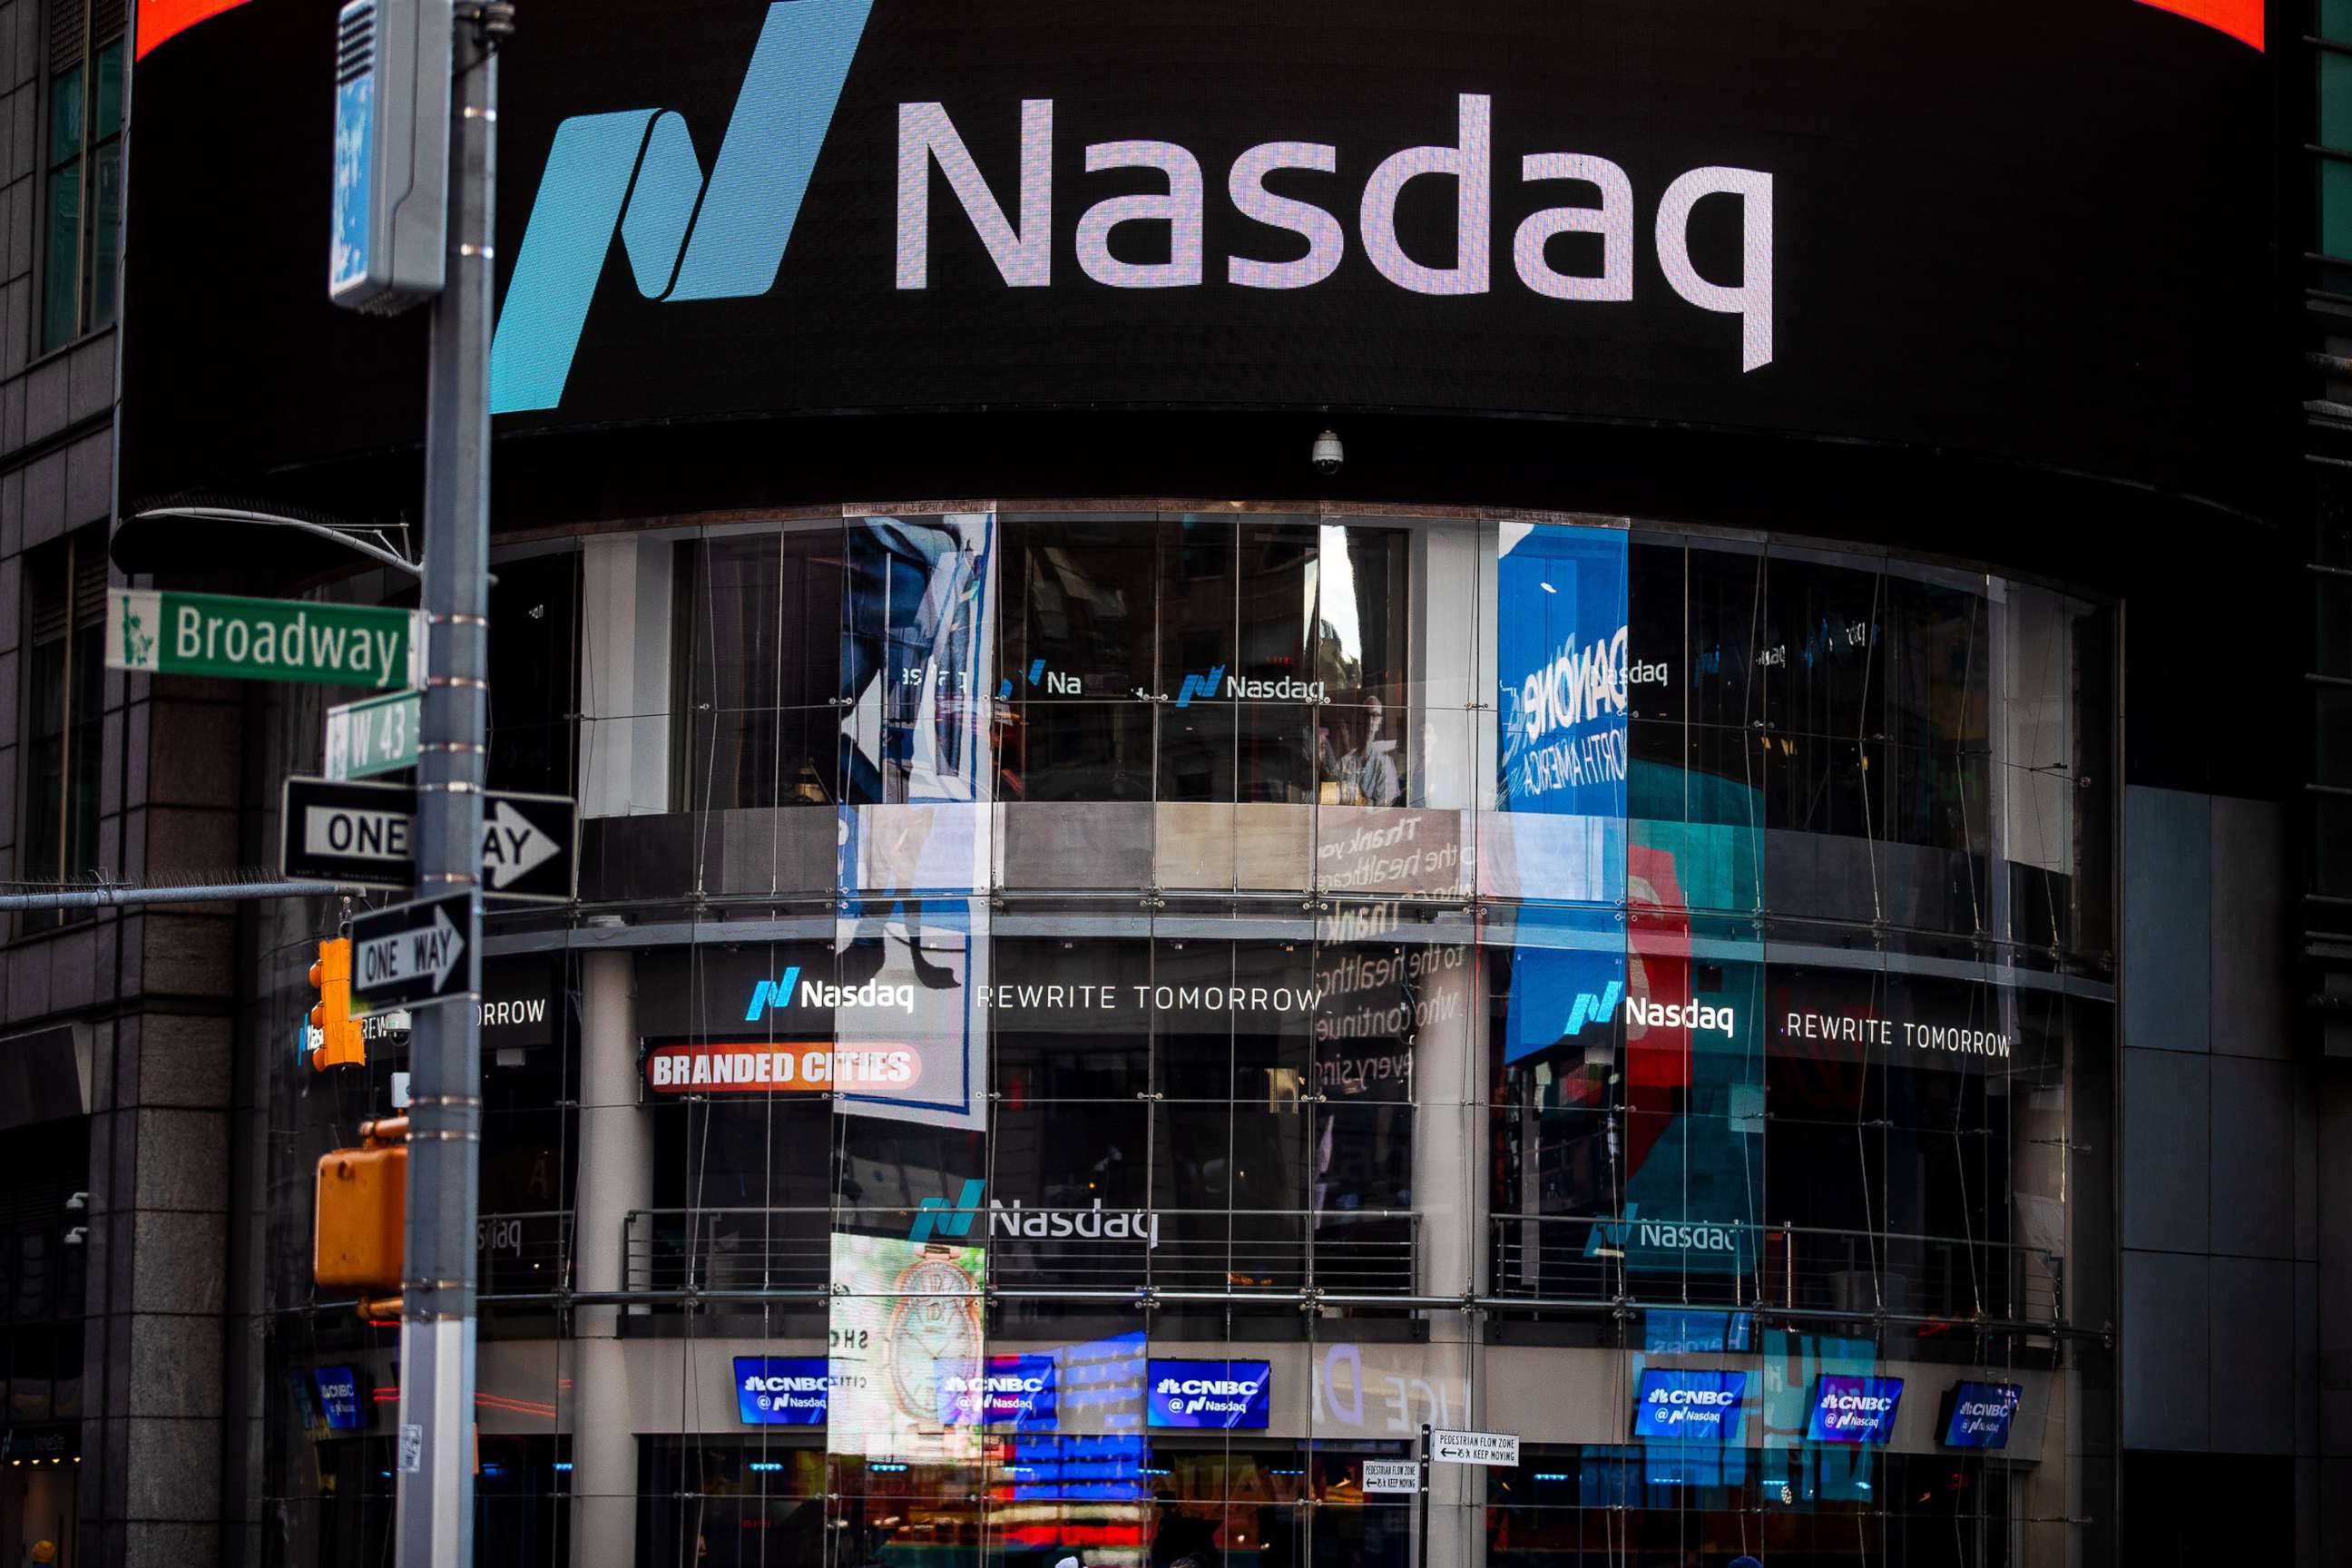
[356,904,466,996]
[482,800,561,890]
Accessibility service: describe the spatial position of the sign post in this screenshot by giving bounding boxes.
[104,589,425,688]
[1416,1425,1431,1568]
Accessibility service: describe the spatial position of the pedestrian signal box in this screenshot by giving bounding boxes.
[315,1116,407,1304]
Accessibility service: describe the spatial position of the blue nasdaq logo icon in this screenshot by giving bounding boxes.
[490,0,875,413]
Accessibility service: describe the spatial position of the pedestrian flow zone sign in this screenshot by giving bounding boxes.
[280,778,577,901]
[1430,1430,1520,1466]
[106,590,423,689]
[1359,1461,1420,1494]
[350,892,475,1010]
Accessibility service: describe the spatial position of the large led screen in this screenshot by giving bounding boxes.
[122,0,2269,513]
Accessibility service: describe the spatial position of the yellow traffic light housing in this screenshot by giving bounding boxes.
[308,938,364,1071]
[315,1115,407,1310]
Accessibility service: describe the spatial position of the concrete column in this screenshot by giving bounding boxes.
[568,947,652,1568]
[577,536,674,818]
[1410,947,1485,1568]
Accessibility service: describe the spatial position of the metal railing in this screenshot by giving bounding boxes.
[1489,1212,2062,1328]
[462,1204,2066,1338]
[619,1205,1421,1298]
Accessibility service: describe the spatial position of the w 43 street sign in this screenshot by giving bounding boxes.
[106,590,423,689]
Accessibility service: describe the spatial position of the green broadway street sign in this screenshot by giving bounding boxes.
[104,590,424,689]
[325,690,422,779]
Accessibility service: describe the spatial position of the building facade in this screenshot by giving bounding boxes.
[0,1,2337,1567]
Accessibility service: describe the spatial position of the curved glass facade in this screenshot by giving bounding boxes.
[252,509,2115,1568]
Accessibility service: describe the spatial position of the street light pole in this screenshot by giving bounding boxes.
[395,5,499,1567]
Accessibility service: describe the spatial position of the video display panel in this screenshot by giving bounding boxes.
[122,0,2270,512]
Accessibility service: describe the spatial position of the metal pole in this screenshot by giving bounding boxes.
[0,881,371,910]
[396,6,495,1567]
[1416,1423,1432,1568]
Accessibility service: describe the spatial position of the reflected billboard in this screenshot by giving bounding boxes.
[827,1233,987,1460]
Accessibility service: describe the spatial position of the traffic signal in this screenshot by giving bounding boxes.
[309,938,365,1071]
[315,1115,407,1308]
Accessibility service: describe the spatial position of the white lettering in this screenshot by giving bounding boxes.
[1655,165,1773,371]
[1228,142,1343,289]
[897,100,1054,289]
[1359,93,1490,296]
[1513,152,1632,301]
[1078,140,1203,289]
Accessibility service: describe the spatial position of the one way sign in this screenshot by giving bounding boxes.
[280,779,578,902]
[351,892,477,1010]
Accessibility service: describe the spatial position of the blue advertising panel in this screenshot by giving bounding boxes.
[311,1366,364,1432]
[735,1356,831,1426]
[1807,1375,1904,1444]
[1145,1359,1271,1430]
[1492,523,1629,905]
[1632,1368,1748,1441]
[942,1354,1058,1430]
[1941,1382,2022,1449]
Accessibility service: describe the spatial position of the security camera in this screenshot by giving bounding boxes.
[1311,428,1344,476]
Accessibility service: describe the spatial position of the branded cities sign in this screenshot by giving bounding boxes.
[106,590,423,689]
[644,1041,921,1093]
[279,778,577,901]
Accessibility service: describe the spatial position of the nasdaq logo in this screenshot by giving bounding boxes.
[489,0,876,412]
[743,967,803,1021]
[909,1178,987,1242]
[1172,665,1227,709]
[1564,981,1622,1036]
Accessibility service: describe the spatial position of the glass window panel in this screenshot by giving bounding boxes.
[1236,519,1318,685]
[93,41,123,139]
[43,162,81,349]
[1014,701,1153,801]
[1161,516,1237,688]
[1238,703,1314,805]
[1002,516,1157,700]
[48,67,83,164]
[1160,701,1235,803]
[87,142,119,329]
